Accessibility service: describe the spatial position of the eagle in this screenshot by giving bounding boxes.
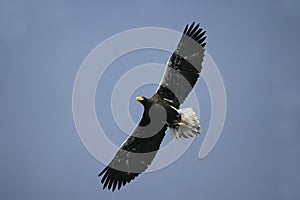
[98,22,206,191]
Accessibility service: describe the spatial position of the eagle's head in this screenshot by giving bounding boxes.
[135,96,151,108]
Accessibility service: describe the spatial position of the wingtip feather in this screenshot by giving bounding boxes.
[183,22,206,46]
[183,24,189,34]
[186,22,195,35]
[98,166,108,176]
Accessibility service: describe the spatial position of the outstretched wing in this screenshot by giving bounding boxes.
[156,22,206,108]
[98,118,167,191]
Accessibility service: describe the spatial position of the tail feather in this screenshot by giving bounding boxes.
[170,108,200,139]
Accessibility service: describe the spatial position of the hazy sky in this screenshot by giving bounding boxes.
[1,1,300,200]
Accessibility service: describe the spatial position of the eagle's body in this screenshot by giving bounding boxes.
[99,22,206,191]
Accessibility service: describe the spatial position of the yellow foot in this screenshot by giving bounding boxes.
[181,117,189,124]
[176,122,187,127]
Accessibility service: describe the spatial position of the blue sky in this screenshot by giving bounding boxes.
[1,0,300,199]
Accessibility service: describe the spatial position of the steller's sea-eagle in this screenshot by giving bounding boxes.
[98,22,206,191]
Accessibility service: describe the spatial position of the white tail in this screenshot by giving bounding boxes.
[170,108,201,139]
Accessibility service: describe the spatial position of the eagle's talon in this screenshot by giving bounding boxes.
[176,122,187,127]
[181,117,189,124]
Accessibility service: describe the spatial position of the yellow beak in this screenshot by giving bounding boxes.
[135,96,144,101]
